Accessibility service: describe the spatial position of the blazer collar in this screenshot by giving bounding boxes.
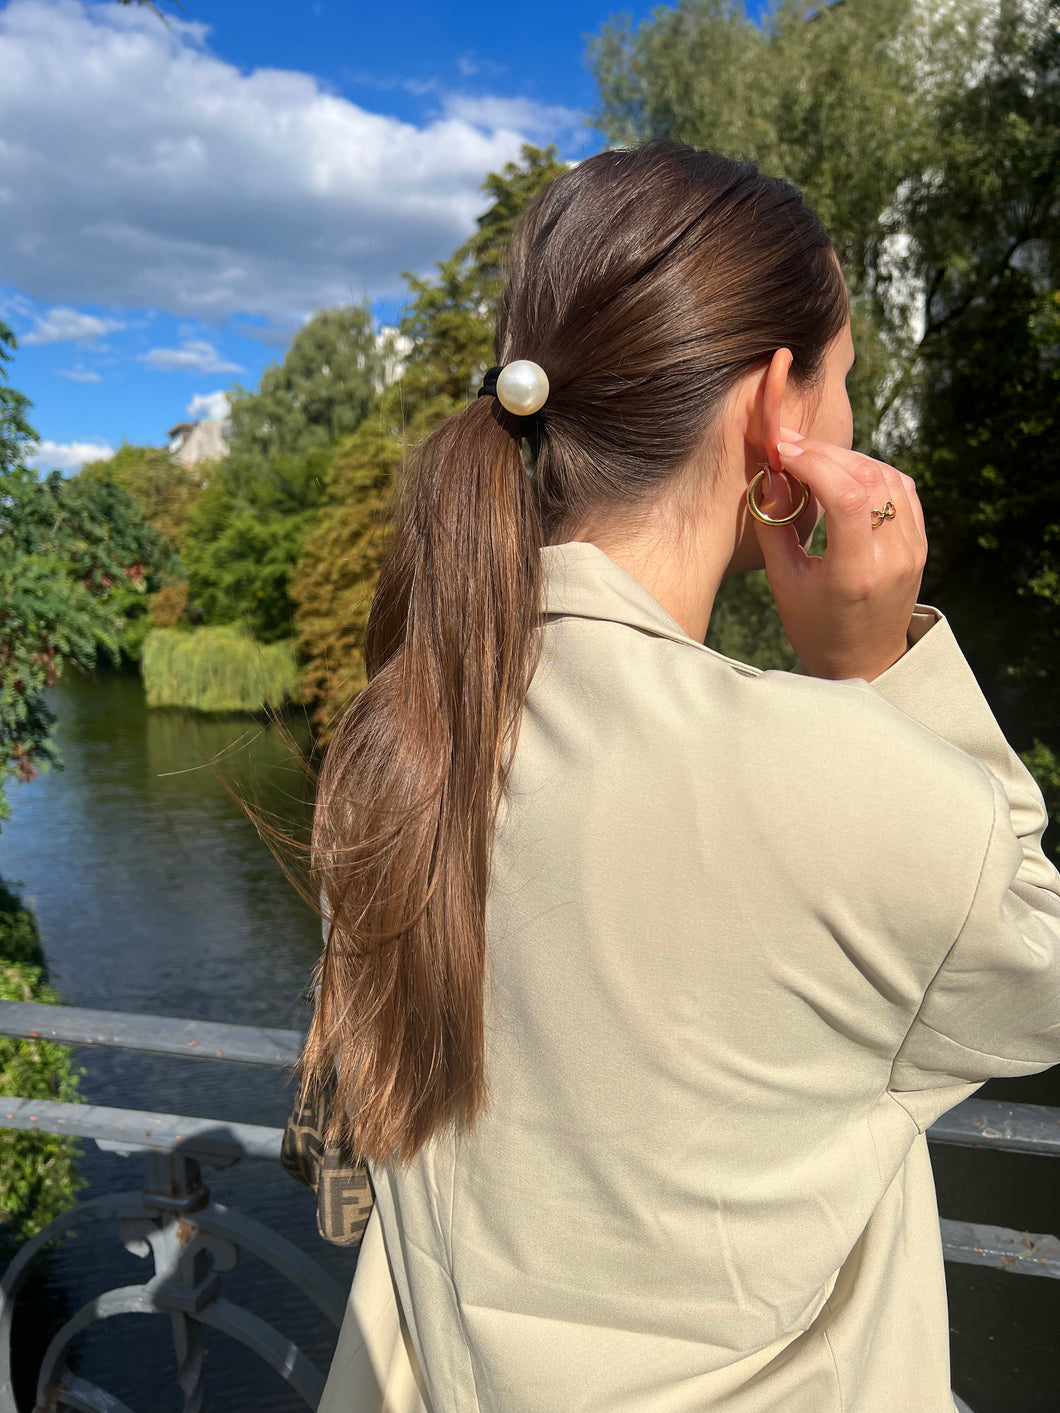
[540,541,761,677]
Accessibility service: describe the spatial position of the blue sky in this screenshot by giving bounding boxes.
[1,0,769,470]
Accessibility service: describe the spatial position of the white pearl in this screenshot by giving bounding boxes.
[495,360,549,416]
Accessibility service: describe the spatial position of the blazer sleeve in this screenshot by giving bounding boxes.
[868,608,1060,1129]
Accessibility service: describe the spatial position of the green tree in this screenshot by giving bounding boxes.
[0,326,116,1245]
[908,279,1060,736]
[181,445,331,642]
[226,304,381,467]
[893,6,1060,746]
[3,466,181,673]
[0,331,173,796]
[590,0,1060,787]
[590,0,1006,432]
[180,307,382,643]
[142,625,299,713]
[292,394,454,731]
[81,442,203,551]
[0,324,36,477]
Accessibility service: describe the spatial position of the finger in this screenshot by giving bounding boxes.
[873,460,914,539]
[752,515,813,595]
[869,461,926,568]
[776,441,876,572]
[900,471,926,543]
[791,440,904,494]
[771,428,819,534]
[783,441,923,560]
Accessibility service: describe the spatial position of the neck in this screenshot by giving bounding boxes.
[579,492,743,645]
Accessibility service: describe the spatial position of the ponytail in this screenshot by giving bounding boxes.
[304,397,542,1164]
[300,137,850,1165]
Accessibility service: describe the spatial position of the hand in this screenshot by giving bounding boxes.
[751,435,927,681]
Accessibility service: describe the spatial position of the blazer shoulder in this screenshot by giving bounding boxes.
[733,665,999,886]
[750,662,991,784]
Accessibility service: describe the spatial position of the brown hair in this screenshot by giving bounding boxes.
[304,140,848,1164]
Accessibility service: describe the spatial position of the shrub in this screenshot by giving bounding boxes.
[0,882,82,1250]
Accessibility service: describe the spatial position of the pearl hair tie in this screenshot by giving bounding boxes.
[478,360,550,416]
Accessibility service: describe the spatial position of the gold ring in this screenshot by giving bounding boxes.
[870,501,897,528]
[746,468,811,526]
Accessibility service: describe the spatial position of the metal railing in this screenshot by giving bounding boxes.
[0,1000,1058,1412]
[0,1002,339,1413]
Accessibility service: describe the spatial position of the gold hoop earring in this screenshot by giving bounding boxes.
[746,466,811,526]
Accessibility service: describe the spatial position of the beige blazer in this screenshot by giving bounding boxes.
[319,542,1060,1413]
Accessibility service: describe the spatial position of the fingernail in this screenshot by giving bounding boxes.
[777,440,804,458]
[779,428,805,442]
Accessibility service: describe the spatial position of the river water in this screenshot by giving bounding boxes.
[0,669,1056,1412]
[0,669,353,1412]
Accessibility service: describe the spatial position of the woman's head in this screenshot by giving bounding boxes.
[496,141,849,540]
[307,142,849,1166]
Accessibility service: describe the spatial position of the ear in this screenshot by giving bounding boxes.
[747,347,797,474]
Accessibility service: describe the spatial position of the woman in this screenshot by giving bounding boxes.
[308,143,1060,1412]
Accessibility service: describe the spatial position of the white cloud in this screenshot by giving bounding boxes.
[27,438,115,472]
[187,389,230,420]
[0,1,577,323]
[441,94,582,137]
[0,290,36,324]
[23,305,125,345]
[343,69,440,99]
[57,364,102,383]
[142,340,243,373]
[455,54,507,82]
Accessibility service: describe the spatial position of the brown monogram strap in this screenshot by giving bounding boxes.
[316,1149,374,1247]
[280,1080,374,1247]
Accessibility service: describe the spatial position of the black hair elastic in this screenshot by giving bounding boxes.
[477,366,503,399]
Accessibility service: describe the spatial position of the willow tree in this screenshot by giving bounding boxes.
[292,145,568,733]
